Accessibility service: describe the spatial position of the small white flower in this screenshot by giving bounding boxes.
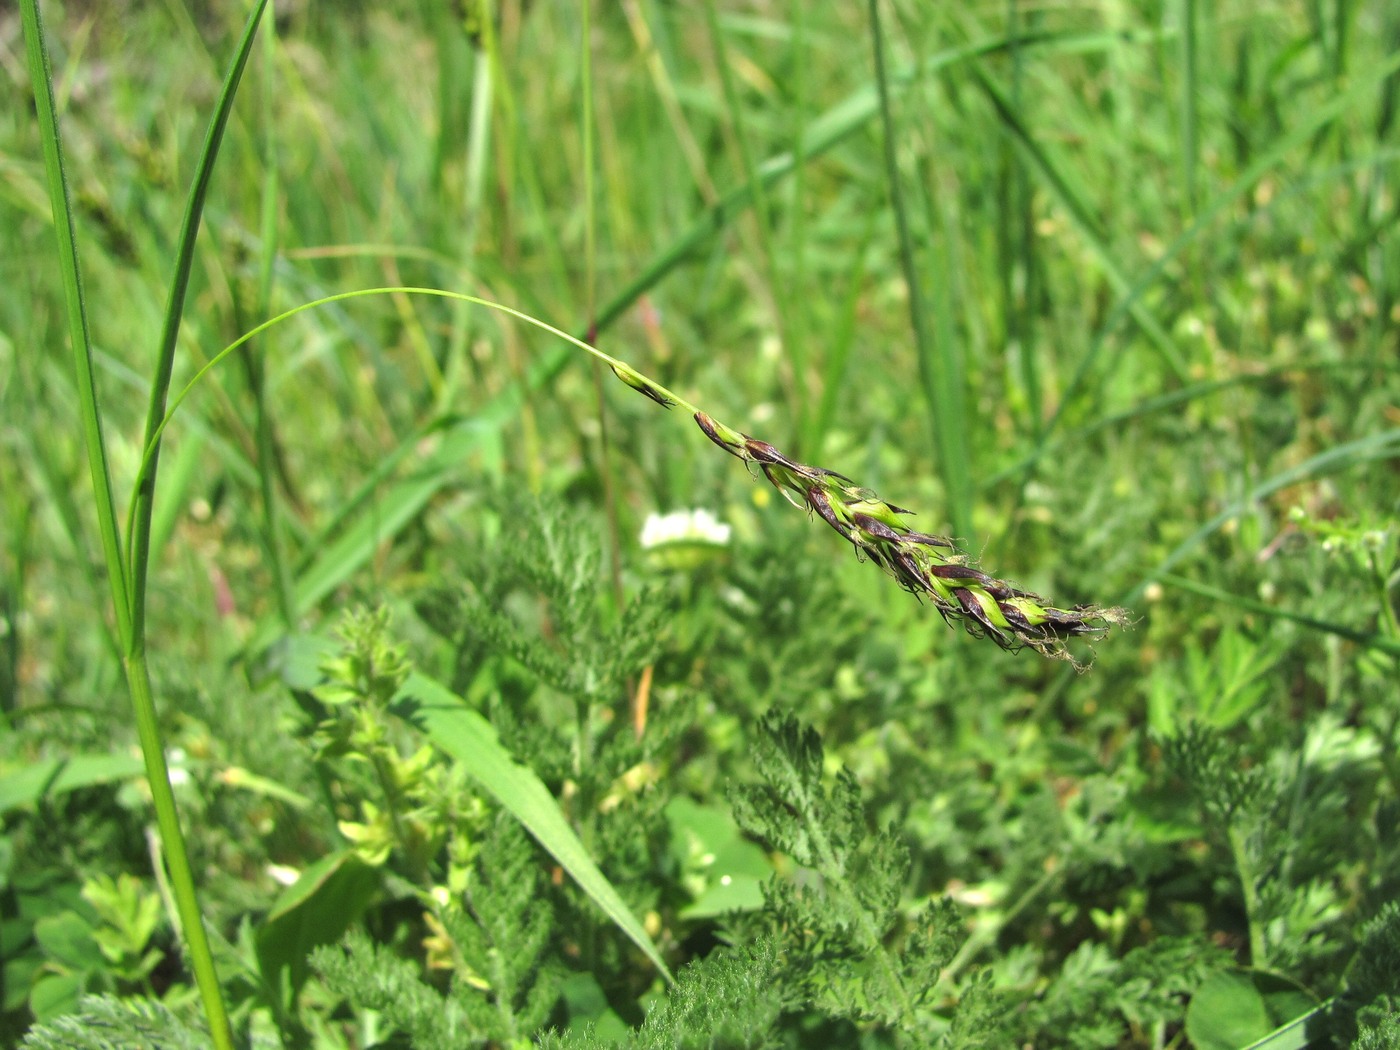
[166,748,189,787]
[640,508,731,549]
[266,864,300,887]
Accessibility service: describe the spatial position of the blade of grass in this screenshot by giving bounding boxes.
[989,358,1395,486]
[867,0,973,544]
[1180,0,1200,220]
[964,60,1191,383]
[0,753,147,814]
[440,24,502,412]
[783,0,814,453]
[1240,1004,1327,1050]
[807,211,876,449]
[1132,428,1400,603]
[705,0,805,444]
[21,0,131,647]
[15,418,123,665]
[591,28,1153,342]
[580,0,626,612]
[397,671,674,984]
[1001,0,1044,439]
[1157,572,1400,658]
[248,9,296,631]
[1019,52,1400,479]
[126,0,268,640]
[620,0,720,206]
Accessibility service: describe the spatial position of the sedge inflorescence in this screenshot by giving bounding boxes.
[693,411,1129,667]
[607,359,1127,666]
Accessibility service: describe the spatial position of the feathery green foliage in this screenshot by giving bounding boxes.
[729,713,952,1032]
[1330,904,1400,1046]
[539,940,791,1050]
[311,817,561,1048]
[19,995,211,1050]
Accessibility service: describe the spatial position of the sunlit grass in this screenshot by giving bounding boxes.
[4,0,1399,1044]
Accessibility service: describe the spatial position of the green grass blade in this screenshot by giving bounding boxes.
[1159,573,1400,658]
[1001,0,1044,439]
[591,29,1139,341]
[1239,1003,1328,1050]
[867,0,973,544]
[1023,52,1400,476]
[1134,428,1400,602]
[20,0,131,647]
[1180,0,1200,219]
[21,3,251,1044]
[705,0,804,440]
[127,0,270,641]
[807,216,875,449]
[397,672,674,984]
[965,61,1190,382]
[0,753,146,814]
[248,11,296,631]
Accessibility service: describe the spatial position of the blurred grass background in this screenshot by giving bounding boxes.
[2,0,1399,1039]
[6,0,1394,688]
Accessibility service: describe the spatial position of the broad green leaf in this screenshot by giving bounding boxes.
[32,911,98,972]
[559,972,631,1042]
[28,971,83,1023]
[256,850,380,1003]
[397,672,673,983]
[3,953,40,1014]
[667,797,769,920]
[0,754,145,815]
[1241,1004,1328,1050]
[1187,970,1271,1050]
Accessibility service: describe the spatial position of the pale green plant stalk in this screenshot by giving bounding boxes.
[21,1,269,1044]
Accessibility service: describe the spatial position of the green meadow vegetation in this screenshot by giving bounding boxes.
[5,0,1400,1045]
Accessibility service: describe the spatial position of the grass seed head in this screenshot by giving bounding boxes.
[687,411,1129,667]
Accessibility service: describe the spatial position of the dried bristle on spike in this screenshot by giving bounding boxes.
[904,531,955,548]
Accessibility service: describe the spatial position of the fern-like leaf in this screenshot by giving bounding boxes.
[540,939,790,1049]
[19,995,215,1050]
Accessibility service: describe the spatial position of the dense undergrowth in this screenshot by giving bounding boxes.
[3,0,1399,1047]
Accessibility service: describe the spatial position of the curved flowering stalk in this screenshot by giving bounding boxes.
[606,361,1128,666]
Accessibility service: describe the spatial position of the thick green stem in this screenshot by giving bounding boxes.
[126,648,233,1045]
[1227,822,1267,966]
